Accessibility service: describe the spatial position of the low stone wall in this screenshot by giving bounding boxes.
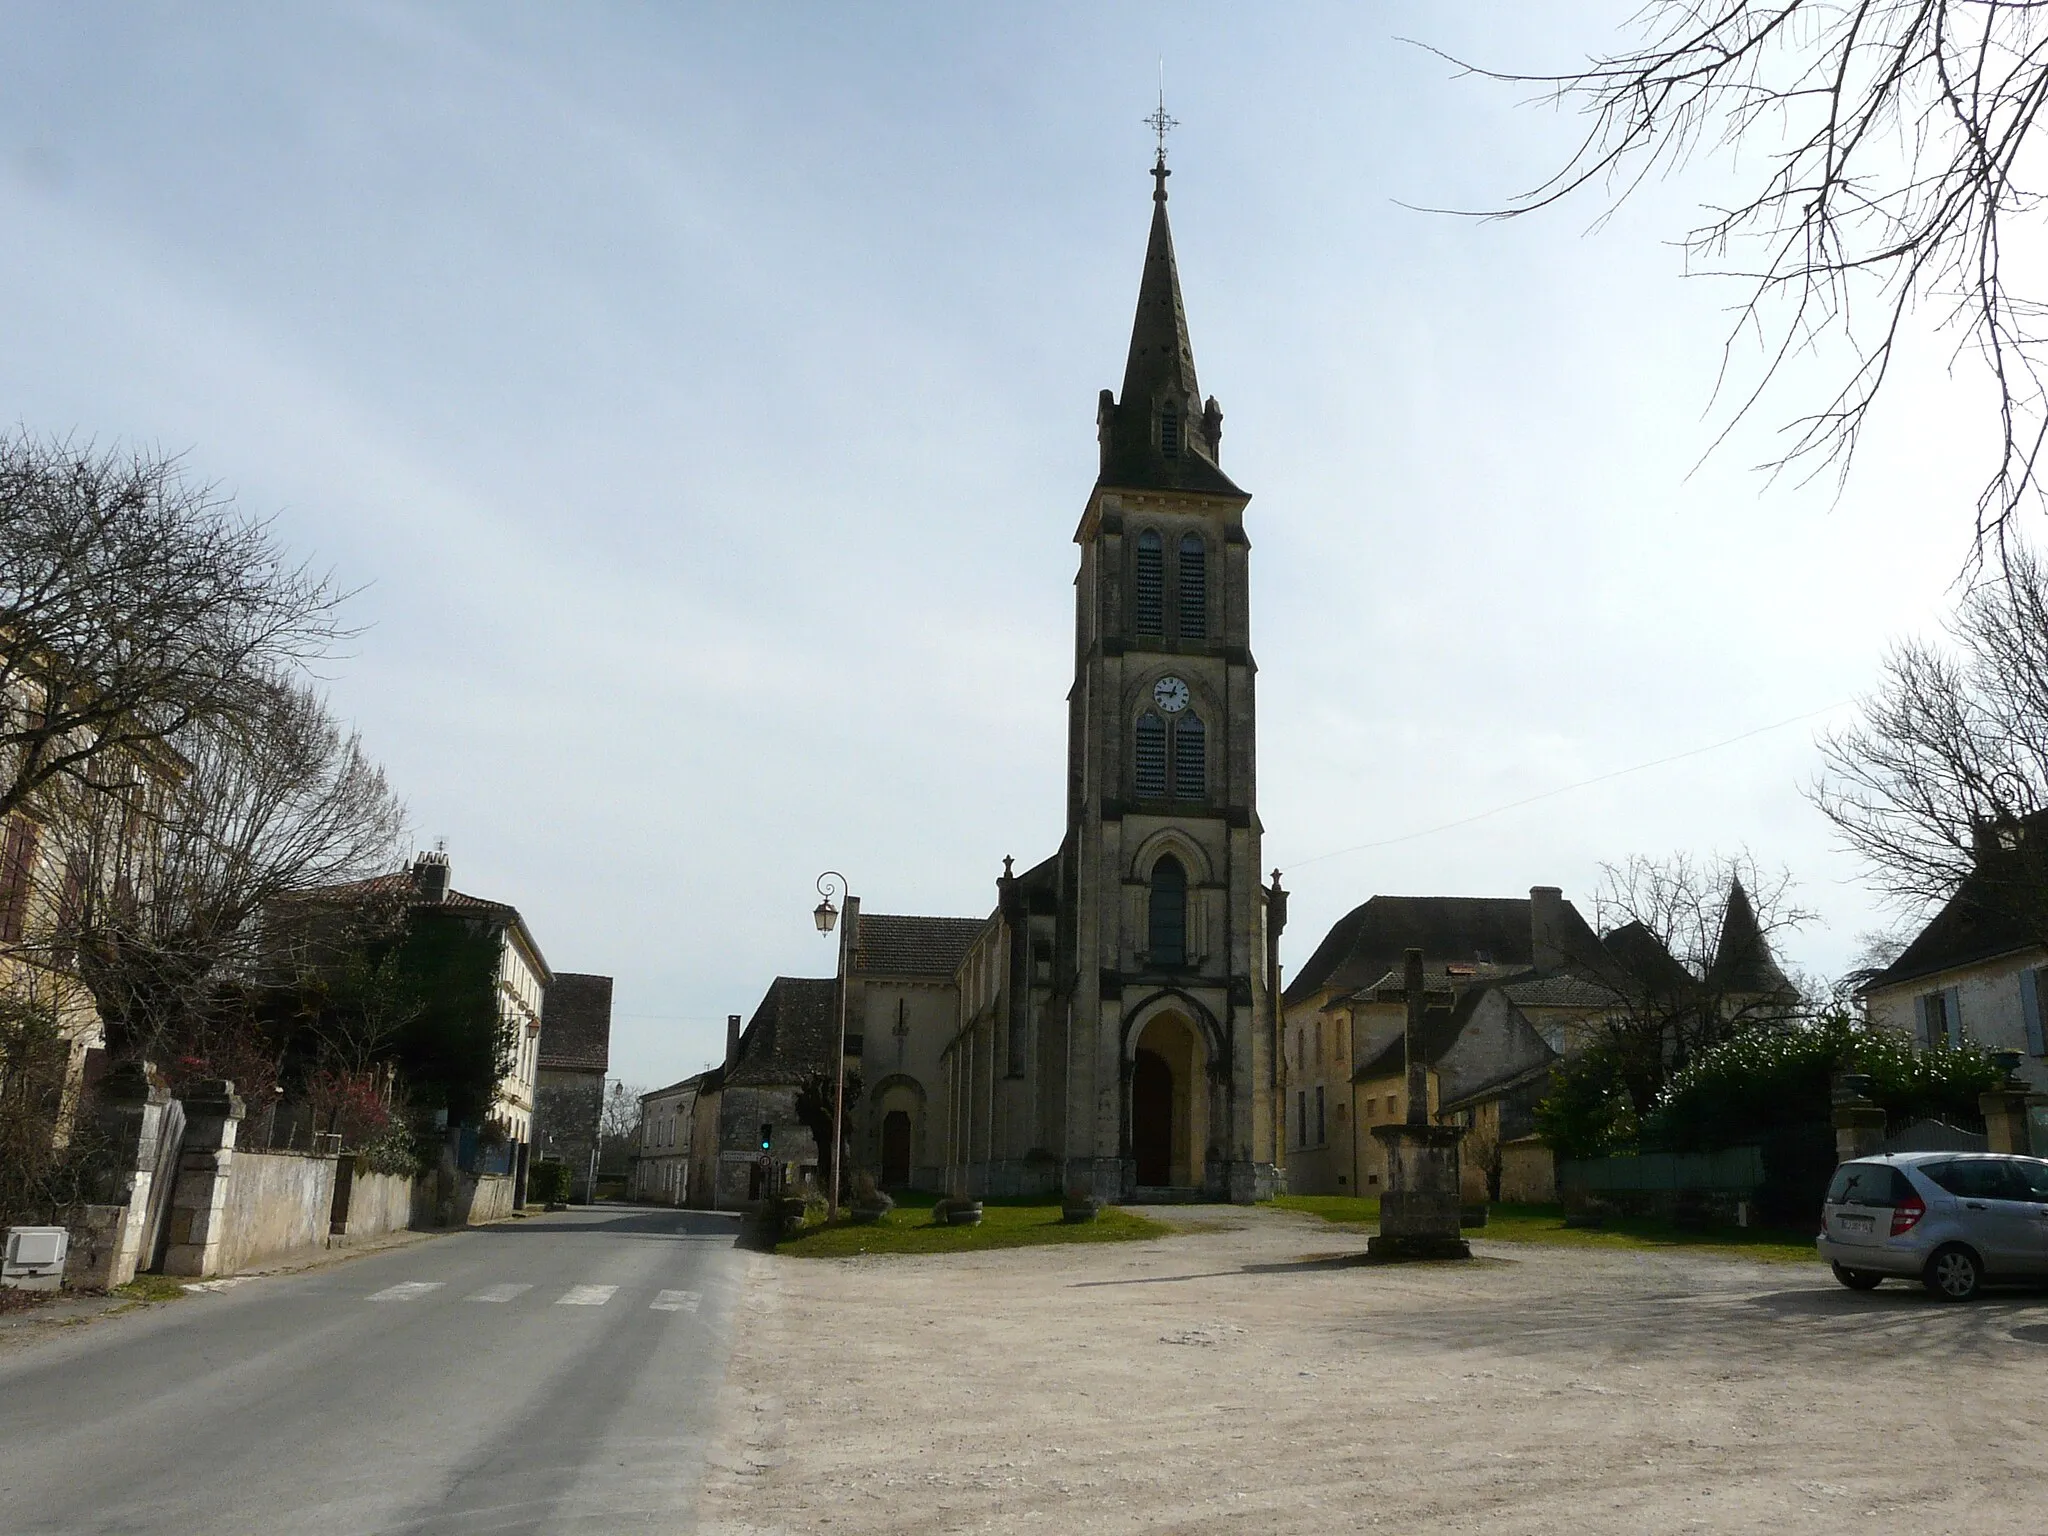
[216,1149,338,1274]
[338,1169,428,1239]
[455,1171,515,1225]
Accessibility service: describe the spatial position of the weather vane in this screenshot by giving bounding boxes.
[1144,67,1178,160]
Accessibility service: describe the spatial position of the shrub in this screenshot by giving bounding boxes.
[1646,1014,2006,1153]
[528,1159,573,1204]
[355,1116,428,1178]
[1534,1044,1640,1161]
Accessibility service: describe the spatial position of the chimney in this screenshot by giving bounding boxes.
[725,1013,742,1066]
[412,850,450,904]
[1529,886,1564,972]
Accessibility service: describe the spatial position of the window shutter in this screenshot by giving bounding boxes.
[1134,713,1167,797]
[1177,533,1206,639]
[1134,532,1164,635]
[1172,714,1205,799]
[2024,969,2047,1056]
[1914,993,1933,1047]
[1944,986,1964,1047]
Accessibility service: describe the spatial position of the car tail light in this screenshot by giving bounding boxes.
[1891,1197,1925,1237]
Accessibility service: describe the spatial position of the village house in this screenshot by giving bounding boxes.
[1862,827,2048,1091]
[306,851,552,1199]
[687,977,837,1207]
[1280,888,1616,1196]
[632,1070,706,1206]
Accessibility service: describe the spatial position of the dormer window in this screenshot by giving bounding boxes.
[1159,403,1181,458]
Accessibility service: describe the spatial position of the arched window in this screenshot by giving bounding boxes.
[1178,533,1206,639]
[1134,531,1163,635]
[1171,713,1205,799]
[1134,712,1167,797]
[1148,855,1186,966]
[1160,402,1181,458]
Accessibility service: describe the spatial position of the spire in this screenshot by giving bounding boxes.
[1096,144,1242,497]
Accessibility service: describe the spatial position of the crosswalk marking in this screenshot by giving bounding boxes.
[651,1290,701,1313]
[366,1282,443,1303]
[467,1283,532,1304]
[556,1285,617,1307]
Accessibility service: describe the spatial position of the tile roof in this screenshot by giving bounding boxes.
[1865,879,2041,991]
[1497,972,1621,1009]
[725,977,840,1087]
[539,972,612,1073]
[1286,894,1605,1005]
[851,914,987,979]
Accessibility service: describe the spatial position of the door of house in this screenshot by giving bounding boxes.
[881,1110,912,1187]
[1133,1049,1173,1186]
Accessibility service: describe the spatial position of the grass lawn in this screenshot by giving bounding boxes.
[776,1191,1173,1258]
[1266,1194,1820,1264]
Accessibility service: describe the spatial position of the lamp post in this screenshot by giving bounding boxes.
[813,871,856,1222]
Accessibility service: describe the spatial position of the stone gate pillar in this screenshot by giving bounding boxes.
[160,1080,245,1277]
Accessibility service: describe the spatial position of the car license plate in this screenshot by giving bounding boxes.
[1838,1214,1874,1235]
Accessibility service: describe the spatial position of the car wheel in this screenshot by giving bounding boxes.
[1831,1262,1883,1291]
[1924,1244,1983,1302]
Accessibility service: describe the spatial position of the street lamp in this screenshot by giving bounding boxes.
[814,870,855,1221]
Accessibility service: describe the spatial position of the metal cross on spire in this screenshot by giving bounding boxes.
[1144,70,1178,162]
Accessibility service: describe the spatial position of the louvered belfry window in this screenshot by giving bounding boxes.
[1160,402,1181,458]
[1178,533,1206,639]
[1172,714,1206,799]
[1135,712,1168,797]
[1134,531,1164,635]
[1149,855,1187,966]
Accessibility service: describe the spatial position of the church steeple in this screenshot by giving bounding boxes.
[1096,152,1243,497]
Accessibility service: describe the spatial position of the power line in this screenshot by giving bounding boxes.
[1283,701,1855,873]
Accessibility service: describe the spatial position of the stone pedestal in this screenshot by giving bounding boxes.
[160,1080,245,1278]
[1831,1073,1887,1165]
[1368,1123,1472,1262]
[1981,1087,2045,1156]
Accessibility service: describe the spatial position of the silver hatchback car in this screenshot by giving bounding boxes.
[1818,1151,2048,1300]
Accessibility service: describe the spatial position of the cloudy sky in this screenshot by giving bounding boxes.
[0,4,1990,1088]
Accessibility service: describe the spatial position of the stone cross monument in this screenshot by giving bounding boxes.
[1366,948,1472,1261]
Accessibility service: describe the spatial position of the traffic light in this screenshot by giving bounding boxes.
[759,1123,772,1152]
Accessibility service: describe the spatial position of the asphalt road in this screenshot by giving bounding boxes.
[0,1205,750,1536]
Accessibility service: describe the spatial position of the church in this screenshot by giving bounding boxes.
[834,146,1286,1205]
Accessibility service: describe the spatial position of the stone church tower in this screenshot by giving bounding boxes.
[940,151,1281,1204]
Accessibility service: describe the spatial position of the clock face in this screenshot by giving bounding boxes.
[1152,675,1190,714]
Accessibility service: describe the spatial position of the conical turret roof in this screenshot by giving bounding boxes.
[1709,880,1795,997]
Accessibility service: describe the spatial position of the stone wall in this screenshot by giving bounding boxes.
[1499,1138,1556,1204]
[216,1149,339,1274]
[454,1171,516,1225]
[337,1169,427,1239]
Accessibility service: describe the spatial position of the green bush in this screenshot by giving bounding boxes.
[1647,1015,2006,1153]
[355,1118,428,1178]
[528,1159,574,1204]
[1533,1044,1640,1161]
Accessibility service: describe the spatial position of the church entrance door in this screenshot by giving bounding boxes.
[881,1110,912,1187]
[1133,1048,1173,1186]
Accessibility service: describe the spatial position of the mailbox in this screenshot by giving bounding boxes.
[2,1226,69,1291]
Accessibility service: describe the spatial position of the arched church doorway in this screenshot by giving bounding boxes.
[881,1110,912,1188]
[1131,1011,1207,1189]
[1133,1050,1173,1185]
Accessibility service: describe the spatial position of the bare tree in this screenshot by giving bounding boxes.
[56,675,406,1078]
[597,1081,647,1179]
[1818,542,2048,938]
[0,434,348,822]
[1586,852,1810,1114]
[1439,4,2048,557]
